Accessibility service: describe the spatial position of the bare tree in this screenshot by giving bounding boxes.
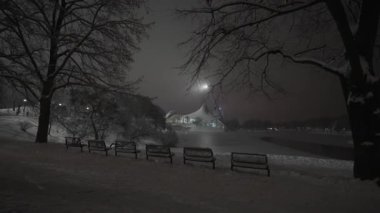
[0,0,147,143]
[180,0,380,180]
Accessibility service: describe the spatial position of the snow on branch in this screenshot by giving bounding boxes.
[258,49,347,77]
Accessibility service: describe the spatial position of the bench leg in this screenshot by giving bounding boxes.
[80,146,83,152]
[267,169,270,177]
[105,150,108,156]
[183,158,186,165]
[146,155,149,160]
[170,156,173,164]
[212,161,215,170]
[115,150,118,156]
[135,152,138,159]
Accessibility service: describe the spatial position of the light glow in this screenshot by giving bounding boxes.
[200,83,209,91]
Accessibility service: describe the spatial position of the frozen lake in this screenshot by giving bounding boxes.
[176,130,353,160]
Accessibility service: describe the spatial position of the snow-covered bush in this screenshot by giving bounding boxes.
[19,121,33,132]
[51,88,177,144]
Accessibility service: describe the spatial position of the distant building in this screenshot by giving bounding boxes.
[166,104,225,131]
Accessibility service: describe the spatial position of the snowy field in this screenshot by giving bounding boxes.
[0,113,379,212]
[176,130,353,160]
[0,107,353,160]
[0,112,355,177]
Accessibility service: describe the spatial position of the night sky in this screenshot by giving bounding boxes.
[130,0,347,122]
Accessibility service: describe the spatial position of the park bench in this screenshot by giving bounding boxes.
[88,140,110,156]
[183,147,216,169]
[231,152,270,176]
[65,136,86,152]
[110,141,140,159]
[145,144,174,164]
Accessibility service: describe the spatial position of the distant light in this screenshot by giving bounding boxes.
[200,83,209,91]
[86,106,90,110]
[23,99,27,102]
[58,103,62,106]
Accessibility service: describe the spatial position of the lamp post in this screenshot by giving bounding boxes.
[23,98,27,116]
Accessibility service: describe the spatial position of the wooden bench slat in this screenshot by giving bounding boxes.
[231,152,270,176]
[88,140,110,156]
[146,145,174,164]
[111,141,140,159]
[65,137,86,152]
[183,147,215,169]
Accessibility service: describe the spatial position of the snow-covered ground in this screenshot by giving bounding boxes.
[0,112,379,212]
[0,114,67,143]
[0,136,377,212]
[176,130,352,159]
[0,112,354,178]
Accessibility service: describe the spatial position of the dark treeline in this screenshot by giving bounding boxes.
[224,115,350,131]
[277,115,350,131]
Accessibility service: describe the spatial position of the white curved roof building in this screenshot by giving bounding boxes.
[166,104,225,131]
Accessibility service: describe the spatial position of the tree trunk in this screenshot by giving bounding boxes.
[35,82,53,143]
[48,119,52,135]
[341,78,380,179]
[35,96,52,143]
[325,1,380,180]
[90,112,99,140]
[16,105,20,115]
[35,4,62,143]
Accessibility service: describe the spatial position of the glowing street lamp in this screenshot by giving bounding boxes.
[22,99,28,116]
[58,103,62,106]
[200,83,209,91]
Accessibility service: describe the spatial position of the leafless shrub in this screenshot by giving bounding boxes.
[19,121,33,132]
